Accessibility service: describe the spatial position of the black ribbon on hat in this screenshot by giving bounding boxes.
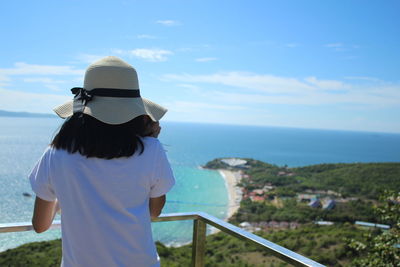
[71,87,141,114]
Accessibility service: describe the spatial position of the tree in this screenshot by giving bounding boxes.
[349,191,400,267]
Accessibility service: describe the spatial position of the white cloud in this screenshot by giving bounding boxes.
[0,74,10,87]
[195,57,218,62]
[23,78,65,84]
[176,47,194,52]
[162,72,400,107]
[176,83,201,91]
[137,34,157,39]
[304,76,346,90]
[344,76,380,82]
[248,40,274,46]
[206,86,400,108]
[0,88,70,113]
[0,74,9,81]
[76,54,107,64]
[165,101,246,112]
[23,78,67,92]
[285,43,299,48]
[0,62,84,94]
[163,72,314,94]
[0,62,84,76]
[44,84,63,92]
[324,43,360,52]
[156,20,180,26]
[325,43,343,48]
[115,48,173,62]
[325,43,346,52]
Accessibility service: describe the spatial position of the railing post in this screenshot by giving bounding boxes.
[192,218,206,267]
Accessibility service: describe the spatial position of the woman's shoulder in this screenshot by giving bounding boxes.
[140,137,165,156]
[44,146,79,159]
[141,136,161,147]
[31,146,71,167]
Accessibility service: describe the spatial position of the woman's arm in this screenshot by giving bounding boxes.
[149,195,166,219]
[32,197,59,233]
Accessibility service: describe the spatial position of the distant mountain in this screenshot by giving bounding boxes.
[0,110,55,118]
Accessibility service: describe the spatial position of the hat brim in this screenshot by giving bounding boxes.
[53,97,167,124]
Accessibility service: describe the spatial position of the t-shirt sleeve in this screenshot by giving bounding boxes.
[149,141,175,198]
[29,147,57,202]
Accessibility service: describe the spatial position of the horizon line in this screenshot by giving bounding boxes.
[0,109,399,135]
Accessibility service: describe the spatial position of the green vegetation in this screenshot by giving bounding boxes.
[231,198,377,224]
[204,158,235,170]
[206,158,400,265]
[0,239,61,267]
[348,191,400,267]
[207,158,400,224]
[236,159,400,200]
[207,159,400,200]
[182,224,368,267]
[293,163,400,199]
[0,224,367,267]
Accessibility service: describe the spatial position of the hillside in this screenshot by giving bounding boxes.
[205,159,400,224]
[205,158,400,200]
[293,162,400,199]
[0,224,367,267]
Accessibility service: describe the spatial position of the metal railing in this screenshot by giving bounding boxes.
[0,212,325,267]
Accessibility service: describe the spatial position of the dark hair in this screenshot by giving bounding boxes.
[51,114,150,159]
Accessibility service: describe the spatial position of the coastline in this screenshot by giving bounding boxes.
[218,169,243,220]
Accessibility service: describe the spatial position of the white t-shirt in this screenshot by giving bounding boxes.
[29,137,175,267]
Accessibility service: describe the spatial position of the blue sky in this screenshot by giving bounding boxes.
[1,0,399,133]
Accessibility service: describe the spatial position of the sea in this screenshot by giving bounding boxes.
[1,117,400,252]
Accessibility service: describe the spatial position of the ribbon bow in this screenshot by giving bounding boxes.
[71,87,93,103]
[71,87,93,114]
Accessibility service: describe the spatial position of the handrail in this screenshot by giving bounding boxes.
[0,212,325,267]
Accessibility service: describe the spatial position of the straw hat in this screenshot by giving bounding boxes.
[53,56,167,124]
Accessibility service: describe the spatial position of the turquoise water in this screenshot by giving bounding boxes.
[1,117,400,251]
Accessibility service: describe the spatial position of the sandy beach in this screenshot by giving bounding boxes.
[218,169,243,220]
